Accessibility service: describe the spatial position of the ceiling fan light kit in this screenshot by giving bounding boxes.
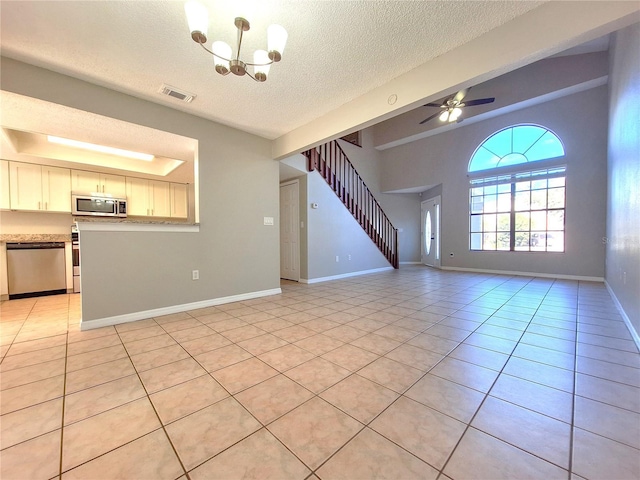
[184,1,287,82]
[420,88,495,125]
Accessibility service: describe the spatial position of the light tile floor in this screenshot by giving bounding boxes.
[1,266,639,479]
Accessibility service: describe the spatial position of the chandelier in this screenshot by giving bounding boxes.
[184,1,288,82]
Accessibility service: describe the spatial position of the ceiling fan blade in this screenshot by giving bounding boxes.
[453,88,469,103]
[463,97,495,107]
[423,102,443,107]
[419,111,443,125]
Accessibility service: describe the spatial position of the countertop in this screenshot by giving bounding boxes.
[0,234,72,243]
[0,218,198,243]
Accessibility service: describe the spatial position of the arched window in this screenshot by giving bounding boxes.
[469,124,564,172]
[468,125,566,252]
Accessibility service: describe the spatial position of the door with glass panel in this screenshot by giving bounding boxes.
[421,196,441,267]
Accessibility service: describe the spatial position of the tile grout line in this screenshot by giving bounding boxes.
[115,320,194,480]
[436,277,564,478]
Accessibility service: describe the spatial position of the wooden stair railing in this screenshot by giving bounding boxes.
[303,140,399,269]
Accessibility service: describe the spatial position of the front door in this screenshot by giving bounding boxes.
[280,181,300,281]
[421,195,441,267]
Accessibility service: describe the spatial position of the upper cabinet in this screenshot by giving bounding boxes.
[170,183,188,219]
[72,170,126,198]
[9,162,71,212]
[1,160,10,210]
[126,178,172,217]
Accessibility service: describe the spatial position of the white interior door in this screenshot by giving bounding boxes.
[280,181,300,281]
[421,195,441,267]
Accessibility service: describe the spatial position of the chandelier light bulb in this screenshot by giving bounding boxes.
[267,24,288,61]
[253,50,271,82]
[212,41,232,74]
[439,111,449,122]
[451,107,462,121]
[185,1,208,42]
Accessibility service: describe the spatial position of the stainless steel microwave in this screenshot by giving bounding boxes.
[72,194,127,217]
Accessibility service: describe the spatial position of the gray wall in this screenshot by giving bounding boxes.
[607,23,640,335]
[1,58,280,322]
[380,86,609,278]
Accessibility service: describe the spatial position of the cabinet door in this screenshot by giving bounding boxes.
[9,162,42,211]
[101,173,126,198]
[126,177,149,216]
[71,170,101,194]
[149,181,171,217]
[170,183,188,218]
[42,166,71,212]
[0,160,10,210]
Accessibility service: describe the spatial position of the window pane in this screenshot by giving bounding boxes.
[498,184,511,193]
[483,233,497,250]
[526,131,565,161]
[515,212,530,230]
[497,213,510,231]
[531,189,547,210]
[472,187,483,196]
[516,181,531,191]
[483,214,497,232]
[471,196,483,213]
[497,193,511,212]
[547,231,564,252]
[515,191,530,211]
[497,233,510,250]
[469,146,501,172]
[515,232,530,250]
[470,233,482,250]
[470,215,482,232]
[531,211,547,230]
[484,185,497,195]
[530,232,546,251]
[484,194,497,213]
[531,179,547,190]
[548,187,565,208]
[548,210,564,230]
[513,125,546,154]
[482,129,512,158]
[548,177,565,188]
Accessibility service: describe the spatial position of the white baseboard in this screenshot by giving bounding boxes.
[400,261,422,265]
[300,267,394,284]
[605,280,640,350]
[80,288,282,331]
[440,266,604,282]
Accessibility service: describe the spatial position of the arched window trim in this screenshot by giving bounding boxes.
[468,124,565,174]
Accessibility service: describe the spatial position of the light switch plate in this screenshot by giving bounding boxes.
[264,216,274,226]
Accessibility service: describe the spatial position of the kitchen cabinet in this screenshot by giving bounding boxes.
[170,183,188,218]
[9,162,71,212]
[71,170,126,197]
[1,160,10,209]
[126,177,171,217]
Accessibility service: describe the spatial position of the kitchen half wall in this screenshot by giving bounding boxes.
[1,58,281,327]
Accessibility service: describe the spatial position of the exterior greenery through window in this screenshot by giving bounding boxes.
[468,125,566,252]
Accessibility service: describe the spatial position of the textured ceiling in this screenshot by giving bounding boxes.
[0,0,544,140]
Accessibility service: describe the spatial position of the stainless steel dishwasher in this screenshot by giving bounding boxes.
[6,242,67,299]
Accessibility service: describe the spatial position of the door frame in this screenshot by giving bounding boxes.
[279,180,300,281]
[421,195,441,268]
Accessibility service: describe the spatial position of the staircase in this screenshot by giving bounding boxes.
[303,140,399,269]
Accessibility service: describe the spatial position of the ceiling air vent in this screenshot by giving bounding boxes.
[158,84,195,103]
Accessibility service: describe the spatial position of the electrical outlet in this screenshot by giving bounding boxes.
[335,255,339,262]
[348,254,352,261]
[192,270,199,280]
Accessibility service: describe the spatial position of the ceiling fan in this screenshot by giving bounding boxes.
[419,88,495,125]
